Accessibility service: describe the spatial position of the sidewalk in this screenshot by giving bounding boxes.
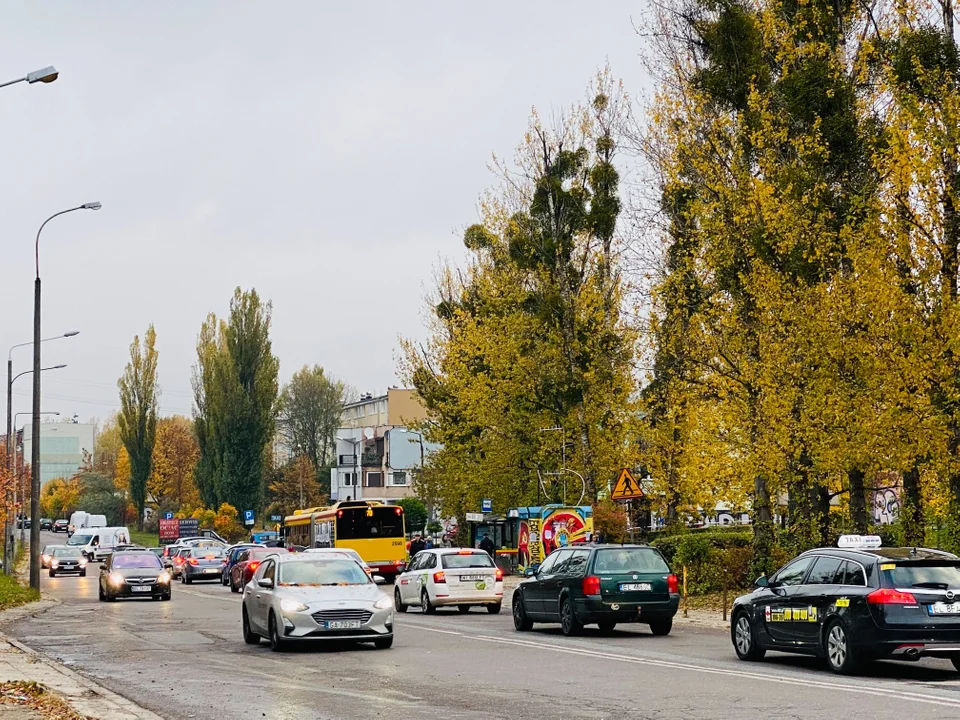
[0,635,163,720]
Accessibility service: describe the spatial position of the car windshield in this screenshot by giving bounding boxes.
[883,563,960,589]
[441,552,495,569]
[593,548,670,574]
[67,534,92,546]
[53,547,80,557]
[112,554,162,569]
[278,559,370,586]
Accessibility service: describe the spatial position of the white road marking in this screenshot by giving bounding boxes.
[405,625,463,636]
[174,587,240,604]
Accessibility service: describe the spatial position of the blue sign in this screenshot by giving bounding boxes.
[481,498,492,513]
[163,512,174,520]
[243,510,255,525]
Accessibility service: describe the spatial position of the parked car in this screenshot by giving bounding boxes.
[241,554,393,651]
[512,544,680,636]
[52,519,69,533]
[99,550,171,602]
[49,546,88,577]
[230,548,288,593]
[41,545,64,569]
[180,546,228,584]
[222,543,264,586]
[39,518,53,531]
[395,548,503,614]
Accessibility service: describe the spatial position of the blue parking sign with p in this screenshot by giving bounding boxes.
[243,510,254,524]
[163,512,174,520]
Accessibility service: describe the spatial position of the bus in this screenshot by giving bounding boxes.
[283,500,407,579]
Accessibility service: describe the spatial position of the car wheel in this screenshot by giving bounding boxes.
[268,612,286,652]
[162,594,171,601]
[458,605,471,614]
[394,588,407,613]
[242,606,260,645]
[374,636,394,650]
[184,575,193,585]
[560,598,582,637]
[598,621,616,633]
[421,590,436,615]
[732,612,765,661]
[487,602,501,615]
[825,619,859,675]
[79,570,86,577]
[512,594,533,631]
[649,617,673,636]
[231,578,240,593]
[48,570,55,578]
[951,654,960,673]
[98,583,105,601]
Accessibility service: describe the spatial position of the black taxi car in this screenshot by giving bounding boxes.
[512,544,679,636]
[731,535,960,674]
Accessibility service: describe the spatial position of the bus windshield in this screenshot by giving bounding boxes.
[336,508,403,540]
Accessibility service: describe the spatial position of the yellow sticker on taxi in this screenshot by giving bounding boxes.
[880,563,896,570]
[835,598,850,607]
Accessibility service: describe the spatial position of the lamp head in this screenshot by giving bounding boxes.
[26,66,58,84]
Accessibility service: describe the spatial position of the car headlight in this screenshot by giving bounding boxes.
[79,559,87,567]
[158,572,171,583]
[279,598,308,613]
[50,560,59,568]
[109,573,125,586]
[373,595,394,610]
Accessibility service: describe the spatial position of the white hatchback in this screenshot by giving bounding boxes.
[394,548,503,614]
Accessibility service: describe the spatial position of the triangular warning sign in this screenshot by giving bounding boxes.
[611,468,643,500]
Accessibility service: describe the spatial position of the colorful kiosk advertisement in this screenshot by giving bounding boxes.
[514,505,593,570]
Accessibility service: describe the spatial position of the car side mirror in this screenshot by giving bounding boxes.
[754,575,769,588]
[257,577,274,589]
[524,566,537,577]
[373,575,386,585]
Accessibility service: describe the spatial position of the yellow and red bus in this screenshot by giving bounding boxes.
[283,500,407,579]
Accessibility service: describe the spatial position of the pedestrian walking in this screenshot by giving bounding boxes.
[424,536,434,550]
[479,533,495,558]
[409,534,425,556]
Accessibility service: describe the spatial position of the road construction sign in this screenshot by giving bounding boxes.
[611,468,643,500]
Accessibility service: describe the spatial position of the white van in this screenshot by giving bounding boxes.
[66,527,131,561]
[67,512,106,536]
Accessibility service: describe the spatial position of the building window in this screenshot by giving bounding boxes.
[391,471,407,486]
[342,472,355,486]
[366,472,383,487]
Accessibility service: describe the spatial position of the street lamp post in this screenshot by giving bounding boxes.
[4,357,66,575]
[30,203,100,590]
[0,66,59,90]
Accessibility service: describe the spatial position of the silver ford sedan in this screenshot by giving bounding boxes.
[241,553,394,651]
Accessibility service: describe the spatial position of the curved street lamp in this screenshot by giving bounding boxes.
[30,203,100,590]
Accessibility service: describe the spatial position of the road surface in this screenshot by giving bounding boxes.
[7,530,960,719]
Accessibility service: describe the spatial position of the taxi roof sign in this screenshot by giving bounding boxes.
[837,534,882,549]
[611,468,644,501]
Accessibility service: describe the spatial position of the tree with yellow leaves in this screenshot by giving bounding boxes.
[149,415,200,511]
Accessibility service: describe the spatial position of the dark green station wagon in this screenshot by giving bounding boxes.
[512,544,680,636]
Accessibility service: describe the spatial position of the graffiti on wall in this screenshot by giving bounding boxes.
[873,488,900,525]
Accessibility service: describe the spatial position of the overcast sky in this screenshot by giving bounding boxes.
[1,2,648,428]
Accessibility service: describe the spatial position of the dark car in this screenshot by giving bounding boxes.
[222,543,263,586]
[99,550,171,601]
[180,546,227,584]
[41,544,63,569]
[53,519,69,533]
[512,544,679,636]
[731,536,960,674]
[230,547,287,592]
[39,518,53,531]
[49,546,87,577]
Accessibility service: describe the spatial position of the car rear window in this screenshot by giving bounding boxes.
[441,553,495,569]
[194,548,225,558]
[593,548,669,574]
[882,562,960,589]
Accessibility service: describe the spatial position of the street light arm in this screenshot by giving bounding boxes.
[0,76,26,89]
[8,333,79,362]
[11,364,67,385]
[36,208,81,278]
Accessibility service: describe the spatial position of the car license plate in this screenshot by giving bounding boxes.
[131,586,151,593]
[460,575,485,582]
[204,568,217,573]
[930,602,960,615]
[325,620,361,629]
[620,583,652,592]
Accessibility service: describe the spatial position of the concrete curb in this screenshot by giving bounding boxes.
[0,633,165,720]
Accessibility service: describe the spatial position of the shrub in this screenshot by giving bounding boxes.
[653,530,754,594]
[593,500,629,543]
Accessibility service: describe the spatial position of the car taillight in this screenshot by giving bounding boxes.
[667,574,679,594]
[174,557,184,565]
[433,571,446,583]
[248,561,260,572]
[867,588,917,605]
[583,575,601,595]
[187,558,199,566]
[457,550,473,555]
[495,568,503,581]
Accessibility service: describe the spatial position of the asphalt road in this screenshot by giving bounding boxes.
[8,531,960,719]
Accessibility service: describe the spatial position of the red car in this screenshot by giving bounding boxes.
[229,548,287,592]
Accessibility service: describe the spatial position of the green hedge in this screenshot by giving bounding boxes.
[653,530,754,594]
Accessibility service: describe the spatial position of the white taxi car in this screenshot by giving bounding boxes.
[394,548,503,614]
